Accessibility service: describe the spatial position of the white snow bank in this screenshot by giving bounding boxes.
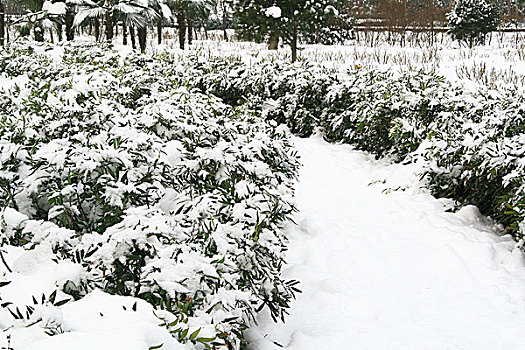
[4,291,187,350]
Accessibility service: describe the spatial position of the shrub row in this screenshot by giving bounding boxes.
[0,41,300,349]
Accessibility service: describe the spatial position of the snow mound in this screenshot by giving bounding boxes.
[15,291,186,350]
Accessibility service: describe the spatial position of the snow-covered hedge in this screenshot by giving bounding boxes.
[321,73,525,242]
[0,41,300,348]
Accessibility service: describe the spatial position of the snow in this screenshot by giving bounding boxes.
[2,208,28,227]
[18,291,187,350]
[1,249,186,350]
[248,136,525,349]
[160,3,172,19]
[4,36,525,349]
[264,6,281,19]
[42,1,67,16]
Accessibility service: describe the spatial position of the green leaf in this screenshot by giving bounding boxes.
[54,299,70,307]
[167,318,178,327]
[196,337,216,343]
[189,328,200,340]
[48,290,57,304]
[149,344,163,350]
[179,328,188,339]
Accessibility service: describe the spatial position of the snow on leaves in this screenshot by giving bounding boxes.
[0,40,299,349]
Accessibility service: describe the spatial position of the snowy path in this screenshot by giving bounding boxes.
[248,136,525,350]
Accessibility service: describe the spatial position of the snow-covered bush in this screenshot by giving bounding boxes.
[420,86,525,236]
[180,56,334,137]
[0,40,300,348]
[5,39,525,348]
[323,69,450,159]
[265,63,333,137]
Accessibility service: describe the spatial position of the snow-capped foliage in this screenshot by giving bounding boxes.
[3,34,525,348]
[235,0,353,59]
[0,40,299,348]
[160,52,525,246]
[447,0,499,47]
[42,1,68,16]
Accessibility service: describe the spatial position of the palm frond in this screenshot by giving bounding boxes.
[73,6,106,26]
[125,11,147,27]
[114,2,142,14]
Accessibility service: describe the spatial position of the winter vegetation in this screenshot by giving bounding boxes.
[2,0,525,349]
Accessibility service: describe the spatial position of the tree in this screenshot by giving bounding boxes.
[165,0,209,49]
[235,0,344,62]
[65,0,75,41]
[74,0,160,51]
[447,0,499,47]
[220,0,231,41]
[1,0,5,47]
[172,0,186,49]
[190,0,215,40]
[10,0,68,42]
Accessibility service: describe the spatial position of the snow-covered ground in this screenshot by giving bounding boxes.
[4,36,525,348]
[248,136,525,349]
[4,122,525,350]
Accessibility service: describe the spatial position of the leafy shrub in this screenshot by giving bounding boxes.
[0,41,300,348]
[420,86,525,236]
[322,69,449,159]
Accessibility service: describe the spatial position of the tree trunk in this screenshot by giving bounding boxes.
[5,13,8,44]
[105,11,113,41]
[187,18,193,45]
[57,23,63,42]
[65,5,75,41]
[222,1,228,41]
[34,0,46,42]
[34,25,44,42]
[157,20,162,45]
[177,10,186,50]
[0,1,4,48]
[130,26,136,50]
[268,31,279,50]
[291,26,298,62]
[138,26,146,52]
[5,15,8,44]
[122,22,127,45]
[94,18,100,41]
[49,28,54,44]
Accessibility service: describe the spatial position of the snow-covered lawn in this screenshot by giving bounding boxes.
[249,136,525,349]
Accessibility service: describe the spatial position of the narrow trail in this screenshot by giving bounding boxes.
[248,136,525,350]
